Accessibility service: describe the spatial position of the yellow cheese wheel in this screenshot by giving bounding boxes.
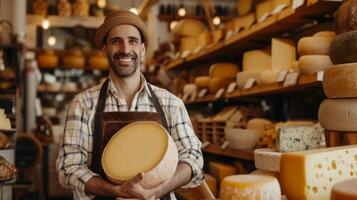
[102,122,178,188]
[323,63,357,98]
[232,13,256,31]
[209,63,239,78]
[331,178,357,200]
[62,49,85,68]
[197,31,212,48]
[37,50,59,69]
[298,55,332,75]
[236,71,261,88]
[243,49,271,72]
[172,19,205,38]
[208,78,235,94]
[180,36,198,53]
[194,76,210,89]
[297,36,334,56]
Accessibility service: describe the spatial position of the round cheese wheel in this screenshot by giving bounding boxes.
[62,49,85,68]
[194,76,210,89]
[323,63,357,98]
[313,31,336,38]
[334,0,357,34]
[208,78,235,94]
[37,50,59,69]
[89,51,108,70]
[236,71,261,88]
[102,122,178,188]
[297,36,333,56]
[220,175,281,200]
[329,30,357,64]
[298,55,332,75]
[172,19,205,38]
[258,70,278,85]
[209,63,239,79]
[318,99,357,131]
[331,178,357,200]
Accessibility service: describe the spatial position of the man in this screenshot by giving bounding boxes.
[56,10,203,200]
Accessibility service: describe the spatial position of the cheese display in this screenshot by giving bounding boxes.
[232,13,256,31]
[101,122,178,188]
[242,49,271,72]
[323,63,357,98]
[236,71,261,88]
[209,63,239,78]
[272,0,291,14]
[331,178,357,200]
[62,49,85,68]
[172,19,205,38]
[254,148,281,172]
[194,76,210,89]
[183,84,197,95]
[276,126,322,152]
[319,99,357,132]
[298,55,332,74]
[208,78,235,94]
[256,0,273,22]
[197,31,212,48]
[236,0,256,16]
[0,109,11,130]
[37,50,59,69]
[258,70,279,85]
[180,36,197,53]
[212,29,224,44]
[272,38,296,70]
[88,51,108,70]
[209,161,236,183]
[297,36,334,56]
[220,174,281,200]
[280,145,357,200]
[313,31,336,38]
[247,118,274,137]
[329,30,357,65]
[224,128,260,150]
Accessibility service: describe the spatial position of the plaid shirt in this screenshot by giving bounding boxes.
[56,75,204,200]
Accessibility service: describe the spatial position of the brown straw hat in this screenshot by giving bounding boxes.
[95,10,150,48]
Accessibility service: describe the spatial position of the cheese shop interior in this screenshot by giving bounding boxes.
[2,0,357,200]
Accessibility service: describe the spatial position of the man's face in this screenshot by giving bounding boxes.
[104,24,145,78]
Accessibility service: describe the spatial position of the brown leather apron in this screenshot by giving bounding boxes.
[91,79,172,200]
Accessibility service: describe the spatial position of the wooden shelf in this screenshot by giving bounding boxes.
[203,144,254,161]
[26,15,104,28]
[164,0,340,71]
[0,94,16,99]
[184,72,322,105]
[158,14,235,22]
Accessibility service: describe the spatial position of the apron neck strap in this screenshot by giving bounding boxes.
[147,84,169,131]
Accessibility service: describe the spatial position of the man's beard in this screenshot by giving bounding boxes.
[109,52,140,78]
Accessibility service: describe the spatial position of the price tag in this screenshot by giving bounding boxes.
[220,141,229,150]
[193,46,202,54]
[225,31,234,40]
[244,78,255,89]
[190,92,197,102]
[198,89,208,98]
[283,72,299,87]
[292,0,304,9]
[257,13,269,23]
[276,68,289,83]
[215,88,225,98]
[181,51,190,58]
[234,27,241,34]
[182,93,189,102]
[317,71,324,81]
[226,82,237,93]
[202,141,210,149]
[272,4,287,14]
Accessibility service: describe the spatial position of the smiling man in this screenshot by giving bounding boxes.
[56,10,203,200]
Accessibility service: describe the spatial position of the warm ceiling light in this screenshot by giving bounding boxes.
[170,20,178,30]
[212,16,221,25]
[178,6,186,17]
[48,34,56,46]
[42,18,50,30]
[97,0,106,8]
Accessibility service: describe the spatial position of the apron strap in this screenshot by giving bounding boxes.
[147,84,169,131]
[91,79,109,173]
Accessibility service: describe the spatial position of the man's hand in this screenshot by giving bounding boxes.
[115,172,170,199]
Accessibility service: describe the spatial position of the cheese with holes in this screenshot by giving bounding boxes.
[258,70,279,85]
[236,71,261,88]
[243,50,272,72]
[180,36,197,53]
[220,175,281,200]
[212,29,224,44]
[236,0,256,16]
[331,178,357,200]
[276,126,322,152]
[313,31,336,38]
[172,19,205,38]
[183,84,197,95]
[102,122,178,188]
[329,31,357,65]
[209,63,239,78]
[209,162,236,183]
[247,118,274,137]
[0,109,11,130]
[194,76,210,89]
[256,0,274,22]
[298,55,332,75]
[208,78,235,94]
[197,32,212,48]
[233,13,256,31]
[323,63,357,98]
[272,38,296,70]
[318,99,357,131]
[204,173,217,196]
[272,0,291,14]
[297,36,334,56]
[280,145,357,200]
[254,148,282,172]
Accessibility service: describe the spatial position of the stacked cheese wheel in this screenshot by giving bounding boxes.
[297,31,335,75]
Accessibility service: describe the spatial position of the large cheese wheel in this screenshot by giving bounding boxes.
[37,50,59,69]
[256,0,273,22]
[334,0,357,34]
[243,49,271,72]
[329,30,357,64]
[298,55,332,75]
[313,31,336,38]
[180,36,197,53]
[220,175,281,200]
[194,76,210,89]
[209,162,236,183]
[88,51,108,70]
[102,122,178,188]
[209,63,239,78]
[236,0,256,16]
[258,70,279,85]
[233,13,256,31]
[208,78,235,94]
[236,71,261,88]
[318,99,357,131]
[272,38,296,70]
[254,148,281,172]
[297,36,333,56]
[323,63,357,98]
[280,145,357,200]
[331,178,357,200]
[183,84,197,95]
[197,31,212,48]
[172,19,205,38]
[62,50,85,69]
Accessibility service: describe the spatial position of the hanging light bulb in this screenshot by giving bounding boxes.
[170,20,178,30]
[97,0,106,8]
[129,0,138,15]
[212,16,221,26]
[42,17,50,30]
[178,1,186,17]
[48,31,56,46]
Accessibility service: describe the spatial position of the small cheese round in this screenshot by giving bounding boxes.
[331,178,357,200]
[297,36,334,56]
[194,76,210,89]
[298,55,332,75]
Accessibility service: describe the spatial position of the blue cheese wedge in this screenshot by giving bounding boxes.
[276,126,321,152]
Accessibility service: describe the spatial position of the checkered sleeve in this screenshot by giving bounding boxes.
[170,98,204,188]
[56,95,98,200]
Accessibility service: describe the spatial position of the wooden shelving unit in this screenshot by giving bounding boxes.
[203,144,254,161]
[164,0,340,71]
[26,15,104,28]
